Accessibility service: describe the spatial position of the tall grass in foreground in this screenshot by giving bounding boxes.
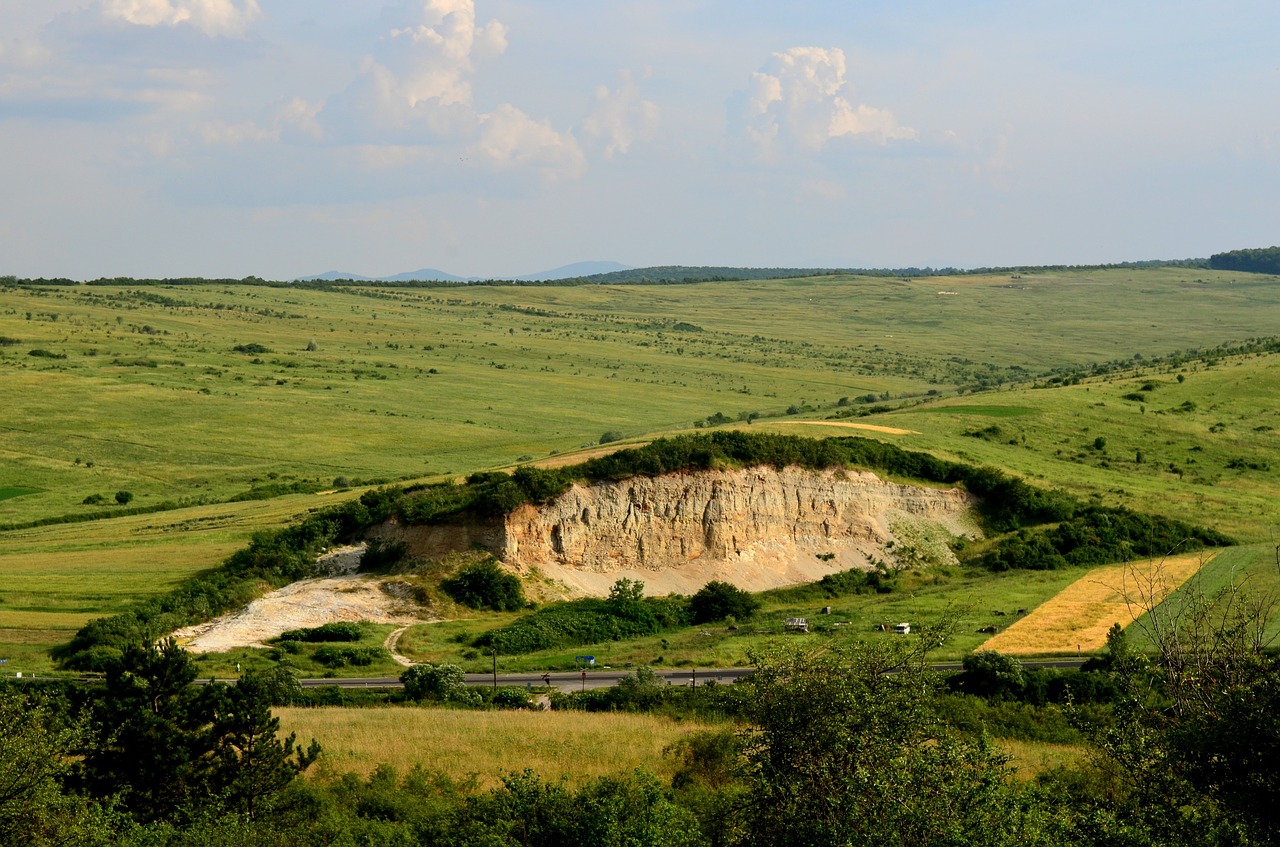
[994,739,1086,780]
[275,706,712,788]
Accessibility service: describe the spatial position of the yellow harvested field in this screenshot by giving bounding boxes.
[981,554,1208,655]
[276,706,713,788]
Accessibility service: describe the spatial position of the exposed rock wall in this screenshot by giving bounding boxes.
[375,467,979,596]
[502,467,977,575]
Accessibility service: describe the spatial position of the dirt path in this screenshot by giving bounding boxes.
[384,625,415,667]
[778,420,919,435]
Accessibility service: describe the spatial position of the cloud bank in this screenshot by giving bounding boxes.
[102,0,262,37]
[742,47,917,158]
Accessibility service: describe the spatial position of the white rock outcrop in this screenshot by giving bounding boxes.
[380,466,979,596]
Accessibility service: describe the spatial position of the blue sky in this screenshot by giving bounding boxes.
[1,1,1276,279]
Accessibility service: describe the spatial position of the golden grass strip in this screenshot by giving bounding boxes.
[980,554,1208,655]
[0,611,93,630]
[275,706,713,789]
[775,420,920,435]
[993,739,1087,780]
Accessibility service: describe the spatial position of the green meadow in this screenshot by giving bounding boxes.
[2,267,1279,670]
[387,566,1090,672]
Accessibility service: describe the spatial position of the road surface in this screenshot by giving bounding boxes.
[295,659,1085,691]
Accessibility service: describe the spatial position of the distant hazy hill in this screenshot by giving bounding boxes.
[383,268,469,283]
[297,262,630,284]
[576,266,859,283]
[298,268,467,283]
[517,261,633,281]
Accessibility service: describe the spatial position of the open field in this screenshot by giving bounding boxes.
[861,351,1280,540]
[274,706,711,788]
[392,566,1091,671]
[982,555,1207,655]
[0,492,355,672]
[1127,543,1280,649]
[4,270,1280,668]
[4,269,1279,528]
[995,739,1087,781]
[274,704,1084,788]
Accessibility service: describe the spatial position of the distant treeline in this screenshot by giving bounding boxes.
[55,431,1232,669]
[1209,246,1280,275]
[1,257,1213,290]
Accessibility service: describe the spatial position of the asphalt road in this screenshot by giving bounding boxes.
[298,659,1086,692]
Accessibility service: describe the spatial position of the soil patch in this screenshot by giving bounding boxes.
[172,575,431,653]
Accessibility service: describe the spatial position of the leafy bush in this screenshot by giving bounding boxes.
[276,622,364,643]
[440,559,525,611]
[689,580,760,624]
[359,538,408,572]
[400,662,475,703]
[475,580,677,655]
[979,505,1232,571]
[313,645,384,667]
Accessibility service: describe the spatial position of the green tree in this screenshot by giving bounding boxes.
[441,559,525,611]
[736,639,1043,847]
[0,692,116,846]
[1078,571,1280,845]
[79,639,317,826]
[204,670,320,821]
[952,649,1026,700]
[401,662,472,703]
[115,490,134,505]
[688,580,759,624]
[80,638,209,822]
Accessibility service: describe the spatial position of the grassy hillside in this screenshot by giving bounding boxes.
[3,267,1279,670]
[3,268,1278,526]
[827,349,1280,540]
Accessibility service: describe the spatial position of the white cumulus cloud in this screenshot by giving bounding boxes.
[475,103,585,178]
[102,0,262,38]
[580,70,660,160]
[323,0,582,180]
[742,46,916,158]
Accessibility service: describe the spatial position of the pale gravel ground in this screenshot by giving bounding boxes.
[171,545,431,654]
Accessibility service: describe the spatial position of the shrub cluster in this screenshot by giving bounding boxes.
[978,505,1233,571]
[440,559,525,611]
[474,580,691,655]
[276,622,364,643]
[313,645,387,668]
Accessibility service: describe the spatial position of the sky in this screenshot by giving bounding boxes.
[1,1,1277,280]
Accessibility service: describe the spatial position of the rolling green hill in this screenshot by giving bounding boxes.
[3,267,1279,671]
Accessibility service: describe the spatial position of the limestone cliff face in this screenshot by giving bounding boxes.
[372,467,978,596]
[501,467,977,575]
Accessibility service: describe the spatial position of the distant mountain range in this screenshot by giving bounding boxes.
[297,261,633,283]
